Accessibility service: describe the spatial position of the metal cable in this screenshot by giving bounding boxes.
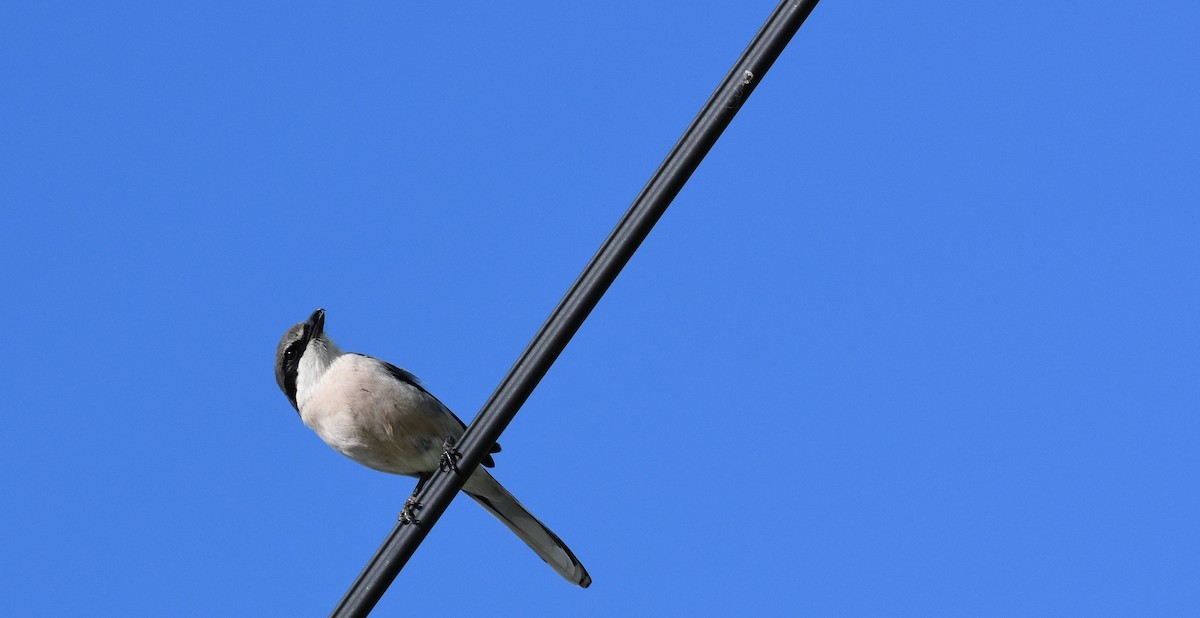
[331,1,821,614]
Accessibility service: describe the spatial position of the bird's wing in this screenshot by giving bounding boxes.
[361,354,502,467]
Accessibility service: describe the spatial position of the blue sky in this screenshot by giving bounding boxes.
[2,1,1198,615]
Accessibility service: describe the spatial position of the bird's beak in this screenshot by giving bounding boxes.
[307,308,326,339]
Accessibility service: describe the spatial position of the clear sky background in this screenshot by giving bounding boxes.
[2,2,1197,616]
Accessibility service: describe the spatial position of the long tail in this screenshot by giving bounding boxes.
[462,468,591,588]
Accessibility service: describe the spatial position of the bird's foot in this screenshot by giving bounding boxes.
[398,496,422,525]
[438,436,462,473]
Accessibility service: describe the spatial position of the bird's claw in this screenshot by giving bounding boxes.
[438,436,462,473]
[399,496,422,525]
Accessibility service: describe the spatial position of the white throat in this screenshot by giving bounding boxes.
[296,335,344,409]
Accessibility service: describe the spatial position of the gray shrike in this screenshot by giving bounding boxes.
[275,308,590,587]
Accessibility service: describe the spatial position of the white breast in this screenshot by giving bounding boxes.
[297,353,462,476]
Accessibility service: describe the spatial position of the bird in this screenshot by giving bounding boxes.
[274,308,591,587]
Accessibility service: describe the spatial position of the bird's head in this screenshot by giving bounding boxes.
[275,308,340,410]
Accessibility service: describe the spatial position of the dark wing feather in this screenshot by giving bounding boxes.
[362,354,502,467]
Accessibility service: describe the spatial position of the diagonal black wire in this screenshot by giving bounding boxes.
[331,1,821,615]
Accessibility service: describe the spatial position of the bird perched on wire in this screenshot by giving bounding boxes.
[275,308,591,587]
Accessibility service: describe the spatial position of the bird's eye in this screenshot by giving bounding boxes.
[285,348,297,361]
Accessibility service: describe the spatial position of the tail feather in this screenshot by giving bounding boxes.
[463,469,591,588]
